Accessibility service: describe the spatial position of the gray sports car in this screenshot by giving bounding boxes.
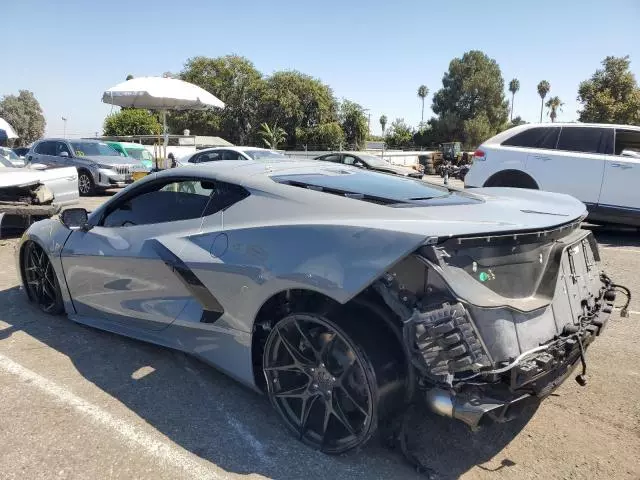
[16,159,623,455]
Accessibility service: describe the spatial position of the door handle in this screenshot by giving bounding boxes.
[611,163,632,169]
[533,155,552,161]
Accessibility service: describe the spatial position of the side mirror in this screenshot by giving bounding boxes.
[59,151,70,158]
[60,208,90,231]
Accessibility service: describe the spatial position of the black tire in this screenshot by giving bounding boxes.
[484,170,538,189]
[263,311,405,454]
[21,241,64,315]
[78,170,95,196]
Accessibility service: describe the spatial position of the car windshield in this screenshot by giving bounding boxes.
[0,147,20,162]
[244,149,287,160]
[70,141,119,157]
[125,148,154,161]
[358,154,391,167]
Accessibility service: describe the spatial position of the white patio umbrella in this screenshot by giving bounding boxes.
[101,76,225,168]
[0,118,18,139]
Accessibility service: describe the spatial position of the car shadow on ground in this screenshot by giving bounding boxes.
[586,224,640,248]
[0,285,536,480]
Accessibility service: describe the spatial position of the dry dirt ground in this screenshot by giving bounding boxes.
[0,187,638,480]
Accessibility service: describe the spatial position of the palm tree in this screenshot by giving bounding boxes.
[508,78,520,121]
[545,96,564,123]
[417,85,429,123]
[379,115,388,136]
[258,122,287,149]
[537,80,551,122]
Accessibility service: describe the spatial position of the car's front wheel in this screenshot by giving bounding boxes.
[22,241,64,314]
[263,312,405,454]
[78,170,95,196]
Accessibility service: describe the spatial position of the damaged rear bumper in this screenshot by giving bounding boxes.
[419,282,616,429]
[374,222,626,430]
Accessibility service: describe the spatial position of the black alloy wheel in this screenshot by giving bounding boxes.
[263,313,402,454]
[22,242,64,314]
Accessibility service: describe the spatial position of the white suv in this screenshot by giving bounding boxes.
[465,123,640,226]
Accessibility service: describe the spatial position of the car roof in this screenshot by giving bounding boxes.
[107,141,146,149]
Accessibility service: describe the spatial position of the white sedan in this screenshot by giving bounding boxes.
[177,146,289,165]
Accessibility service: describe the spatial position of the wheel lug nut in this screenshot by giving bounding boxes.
[326,390,332,396]
[320,363,325,368]
[331,377,336,382]
[310,368,315,373]
[312,383,318,389]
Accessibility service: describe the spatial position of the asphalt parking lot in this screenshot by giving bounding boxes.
[0,181,638,480]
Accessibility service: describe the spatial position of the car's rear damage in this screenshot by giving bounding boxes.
[371,217,627,430]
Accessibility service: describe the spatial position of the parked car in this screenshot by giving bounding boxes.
[179,146,289,165]
[465,123,640,226]
[314,152,424,179]
[105,141,155,169]
[12,146,31,158]
[17,159,622,455]
[26,138,148,195]
[1,146,26,167]
[0,158,78,236]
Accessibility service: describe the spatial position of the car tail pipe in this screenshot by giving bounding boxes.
[424,388,537,429]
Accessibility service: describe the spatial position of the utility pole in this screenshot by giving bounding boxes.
[62,117,67,138]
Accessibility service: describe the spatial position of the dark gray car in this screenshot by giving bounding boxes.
[27,138,148,195]
[16,159,626,455]
[314,152,424,178]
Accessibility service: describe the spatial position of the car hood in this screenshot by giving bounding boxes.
[78,155,139,165]
[373,187,588,238]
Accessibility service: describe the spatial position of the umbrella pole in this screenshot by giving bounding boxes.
[163,110,169,169]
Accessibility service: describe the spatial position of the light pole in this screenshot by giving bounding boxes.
[62,117,67,138]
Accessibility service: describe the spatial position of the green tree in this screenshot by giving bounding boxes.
[508,78,520,121]
[417,85,429,123]
[339,99,368,149]
[545,96,563,122]
[259,70,338,148]
[296,122,345,149]
[463,113,493,147]
[168,55,265,144]
[577,55,640,125]
[258,122,287,149]
[537,80,550,122]
[125,74,134,81]
[0,90,46,146]
[431,50,509,142]
[385,118,414,148]
[379,114,387,136]
[103,108,162,136]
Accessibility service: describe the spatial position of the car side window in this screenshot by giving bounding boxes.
[203,181,250,216]
[198,151,223,163]
[501,127,560,149]
[318,154,341,163]
[556,127,607,154]
[34,141,56,155]
[343,155,357,165]
[101,179,217,227]
[614,129,640,158]
[220,150,242,160]
[56,142,71,157]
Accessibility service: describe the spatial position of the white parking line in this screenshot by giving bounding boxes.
[0,352,225,480]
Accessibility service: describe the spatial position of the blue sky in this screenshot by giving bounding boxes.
[4,0,640,139]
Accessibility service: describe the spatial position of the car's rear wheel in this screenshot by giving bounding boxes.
[22,241,64,314]
[78,170,95,196]
[263,312,404,454]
